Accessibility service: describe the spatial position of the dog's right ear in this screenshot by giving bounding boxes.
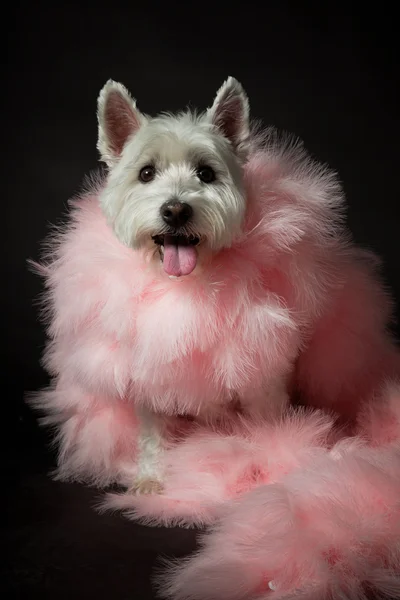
[206,77,250,156]
[97,80,146,167]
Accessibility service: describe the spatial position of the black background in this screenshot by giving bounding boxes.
[4,2,399,599]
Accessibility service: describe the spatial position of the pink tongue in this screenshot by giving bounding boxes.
[163,236,197,277]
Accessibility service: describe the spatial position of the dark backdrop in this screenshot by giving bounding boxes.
[3,3,399,599]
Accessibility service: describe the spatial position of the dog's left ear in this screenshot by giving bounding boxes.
[207,77,250,154]
[97,80,147,167]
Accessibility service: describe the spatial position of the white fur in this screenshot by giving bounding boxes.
[97,77,249,255]
[132,407,166,493]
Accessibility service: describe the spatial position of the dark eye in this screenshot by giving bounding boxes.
[139,165,156,183]
[197,166,216,183]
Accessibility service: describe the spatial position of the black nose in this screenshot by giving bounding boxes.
[160,201,193,228]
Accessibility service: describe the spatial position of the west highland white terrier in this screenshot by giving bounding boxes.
[31,77,399,499]
[97,76,286,492]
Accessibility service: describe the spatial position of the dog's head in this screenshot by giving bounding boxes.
[97,77,250,277]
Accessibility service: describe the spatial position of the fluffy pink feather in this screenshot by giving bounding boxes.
[159,437,400,600]
[31,131,400,599]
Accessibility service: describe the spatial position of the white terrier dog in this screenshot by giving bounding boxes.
[34,76,398,503]
[30,76,400,600]
[96,77,289,493]
[97,77,249,271]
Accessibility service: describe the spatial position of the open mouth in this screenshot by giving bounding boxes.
[152,234,200,277]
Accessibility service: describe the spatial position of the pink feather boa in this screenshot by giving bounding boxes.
[31,137,400,599]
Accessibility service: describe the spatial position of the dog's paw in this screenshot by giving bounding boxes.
[129,477,164,495]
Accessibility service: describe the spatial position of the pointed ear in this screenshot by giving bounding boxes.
[97,80,146,166]
[207,77,250,152]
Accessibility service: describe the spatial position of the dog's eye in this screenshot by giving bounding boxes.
[197,166,216,184]
[139,165,156,183]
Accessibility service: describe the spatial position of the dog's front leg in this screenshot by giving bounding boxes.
[130,406,166,495]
